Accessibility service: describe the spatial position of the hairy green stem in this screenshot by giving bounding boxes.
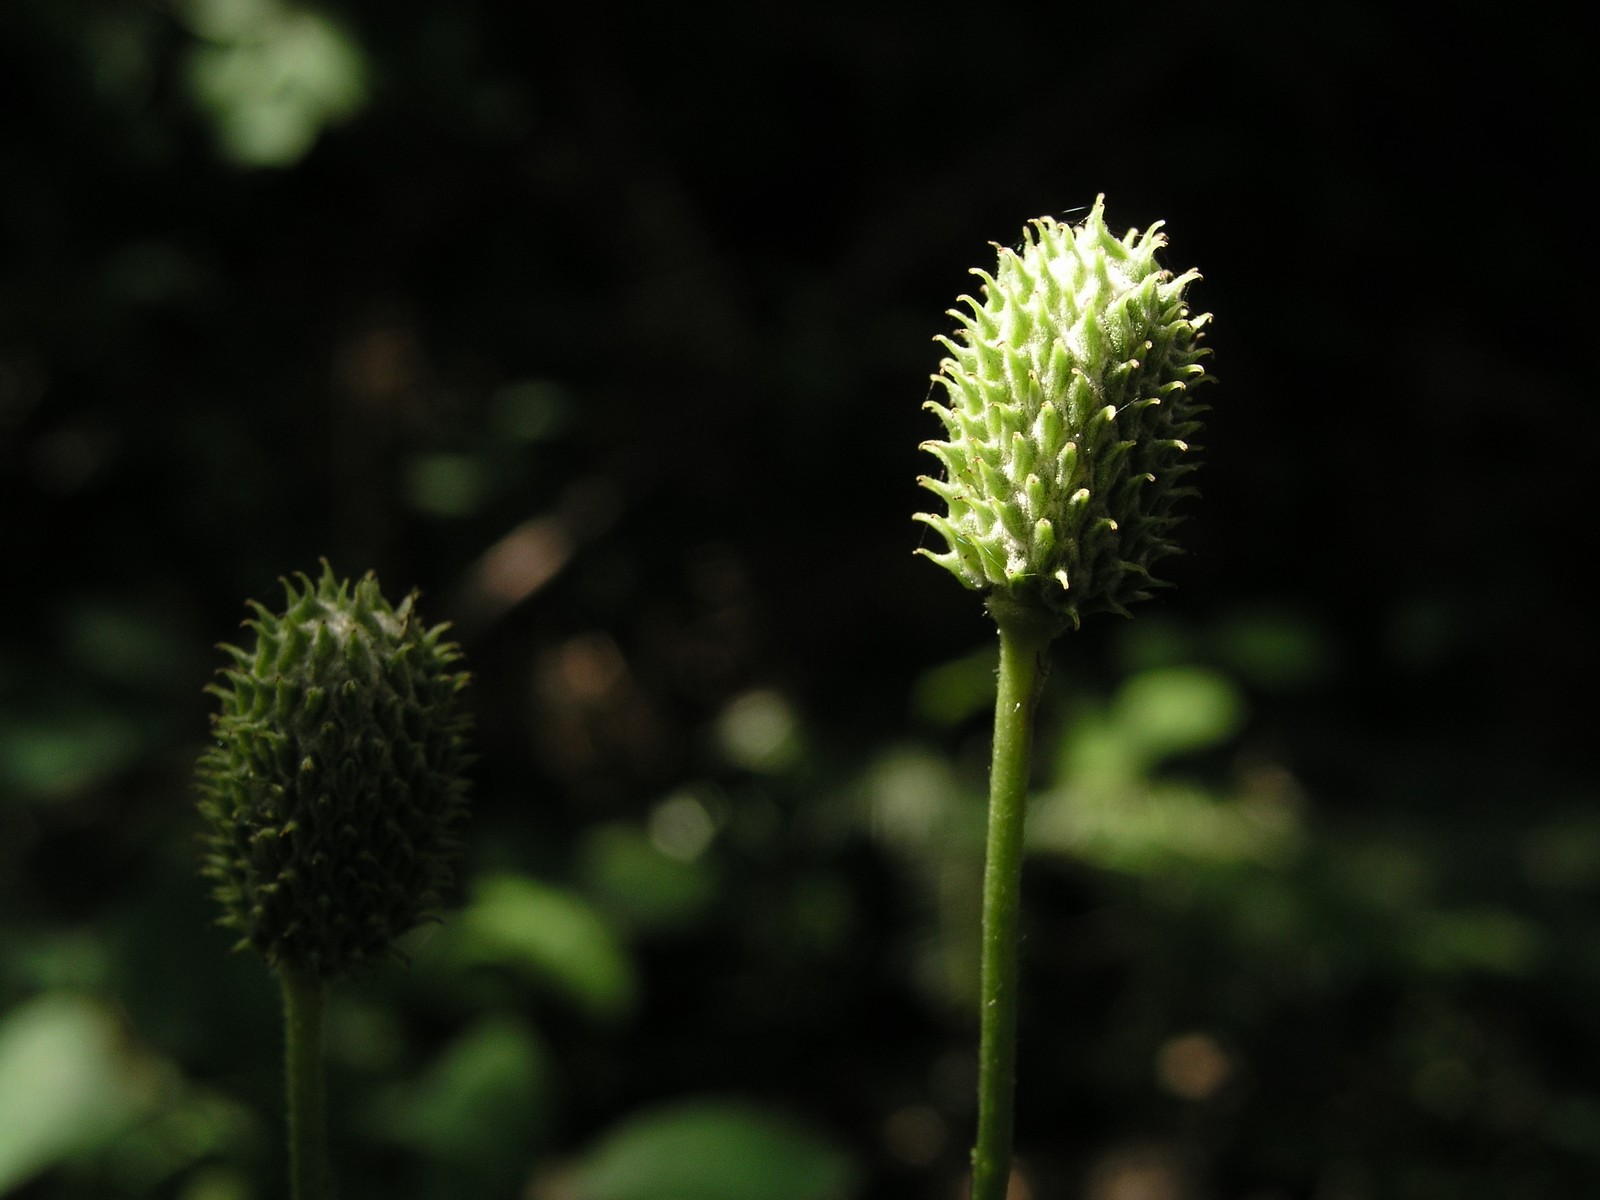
[281,967,332,1200]
[971,604,1053,1200]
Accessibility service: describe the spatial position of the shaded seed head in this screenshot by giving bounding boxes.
[196,562,472,980]
[916,196,1212,629]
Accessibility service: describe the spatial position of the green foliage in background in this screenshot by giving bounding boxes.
[1,0,1595,1197]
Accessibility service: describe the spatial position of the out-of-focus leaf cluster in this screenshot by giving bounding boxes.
[3,0,1595,1197]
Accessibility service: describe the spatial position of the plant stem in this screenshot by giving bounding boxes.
[971,603,1053,1200]
[281,966,332,1200]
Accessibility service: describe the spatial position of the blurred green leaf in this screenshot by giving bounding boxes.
[1062,668,1248,800]
[403,452,499,518]
[910,647,996,727]
[1410,908,1544,976]
[99,1087,258,1197]
[174,1166,254,1200]
[443,874,636,1021]
[1111,666,1246,762]
[0,993,163,1193]
[0,705,154,801]
[1337,840,1432,911]
[646,790,720,862]
[577,823,716,933]
[862,748,970,854]
[1113,613,1197,675]
[4,929,113,992]
[714,690,801,774]
[367,1015,552,1199]
[1051,667,1245,790]
[180,0,368,167]
[1030,780,1301,872]
[859,748,985,1008]
[490,380,571,443]
[1520,814,1600,890]
[1212,607,1332,691]
[564,1097,857,1200]
[64,599,195,690]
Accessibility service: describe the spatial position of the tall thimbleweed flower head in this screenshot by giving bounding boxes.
[916,196,1212,630]
[196,563,472,981]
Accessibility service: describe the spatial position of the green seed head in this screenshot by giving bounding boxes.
[196,563,472,980]
[916,196,1212,630]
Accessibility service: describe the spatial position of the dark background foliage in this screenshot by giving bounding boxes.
[1,1,1593,1198]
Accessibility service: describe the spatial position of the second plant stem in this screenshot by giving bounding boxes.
[281,966,332,1200]
[971,605,1054,1200]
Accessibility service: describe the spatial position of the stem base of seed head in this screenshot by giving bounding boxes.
[281,967,332,1200]
[970,612,1052,1200]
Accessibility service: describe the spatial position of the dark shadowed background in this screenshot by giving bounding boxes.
[1,2,1593,1197]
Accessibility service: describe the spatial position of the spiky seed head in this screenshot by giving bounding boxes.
[196,562,472,980]
[916,195,1212,630]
